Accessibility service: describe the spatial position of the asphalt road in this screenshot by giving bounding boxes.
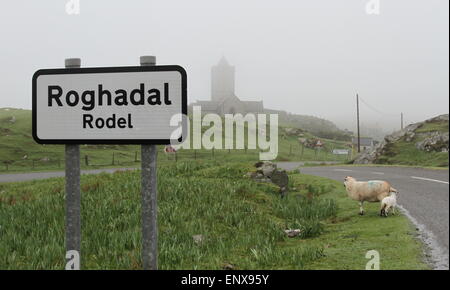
[0,168,131,183]
[277,163,449,270]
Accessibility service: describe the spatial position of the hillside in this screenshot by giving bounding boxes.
[0,108,351,172]
[354,114,449,167]
[265,109,352,141]
[0,108,142,171]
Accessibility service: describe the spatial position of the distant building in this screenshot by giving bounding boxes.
[190,57,264,115]
[352,137,375,151]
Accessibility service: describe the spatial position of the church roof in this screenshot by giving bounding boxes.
[243,101,264,112]
[195,100,219,110]
[218,56,230,67]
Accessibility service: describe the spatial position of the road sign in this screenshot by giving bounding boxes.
[332,149,350,155]
[32,66,187,144]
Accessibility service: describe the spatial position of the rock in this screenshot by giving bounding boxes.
[251,162,289,195]
[284,229,302,238]
[223,263,235,270]
[254,161,264,168]
[432,114,449,122]
[192,235,204,245]
[405,132,415,142]
[271,170,289,197]
[298,138,307,144]
[416,132,449,152]
[284,127,305,137]
[255,161,276,178]
[261,166,276,178]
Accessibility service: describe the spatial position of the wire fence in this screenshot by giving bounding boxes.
[1,146,352,172]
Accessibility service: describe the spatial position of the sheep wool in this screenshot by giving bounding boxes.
[344,176,398,215]
[380,192,398,217]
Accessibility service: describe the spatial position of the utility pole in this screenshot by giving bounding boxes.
[356,94,361,153]
[401,113,404,130]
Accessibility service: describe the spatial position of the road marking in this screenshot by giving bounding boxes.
[333,169,353,172]
[411,176,449,185]
[371,172,385,175]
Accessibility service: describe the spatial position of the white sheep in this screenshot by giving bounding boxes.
[344,176,398,215]
[380,192,398,217]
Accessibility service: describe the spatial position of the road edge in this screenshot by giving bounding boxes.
[398,204,449,270]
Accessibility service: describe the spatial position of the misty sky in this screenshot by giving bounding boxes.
[0,0,448,133]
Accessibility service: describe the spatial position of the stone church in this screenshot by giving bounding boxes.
[191,57,264,115]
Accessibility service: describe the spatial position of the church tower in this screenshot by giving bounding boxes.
[211,56,235,102]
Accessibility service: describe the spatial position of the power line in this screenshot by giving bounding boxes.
[358,96,398,117]
[357,95,405,131]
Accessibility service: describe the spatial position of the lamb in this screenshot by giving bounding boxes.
[343,176,398,215]
[380,192,398,217]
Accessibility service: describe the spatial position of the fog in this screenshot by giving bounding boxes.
[0,0,448,135]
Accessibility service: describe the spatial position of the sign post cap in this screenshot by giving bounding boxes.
[140,56,156,66]
[65,58,81,68]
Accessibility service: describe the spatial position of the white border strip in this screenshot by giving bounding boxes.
[411,176,449,185]
[371,172,385,175]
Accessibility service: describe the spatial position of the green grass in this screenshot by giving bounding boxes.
[0,108,351,173]
[375,119,449,168]
[0,161,427,269]
[415,121,449,134]
[290,173,428,270]
[375,141,448,167]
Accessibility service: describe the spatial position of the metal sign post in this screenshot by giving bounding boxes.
[33,57,187,270]
[140,56,158,270]
[64,58,81,270]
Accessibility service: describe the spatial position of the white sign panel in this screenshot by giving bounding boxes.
[32,66,187,144]
[332,149,350,155]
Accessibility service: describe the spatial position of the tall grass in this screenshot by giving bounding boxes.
[0,161,337,269]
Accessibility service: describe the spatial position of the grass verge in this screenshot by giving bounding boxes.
[0,161,428,269]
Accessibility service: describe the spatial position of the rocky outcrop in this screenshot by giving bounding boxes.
[248,161,289,197]
[354,114,449,164]
[284,127,305,137]
[416,132,449,153]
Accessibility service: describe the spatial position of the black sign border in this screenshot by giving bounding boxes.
[32,65,187,145]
